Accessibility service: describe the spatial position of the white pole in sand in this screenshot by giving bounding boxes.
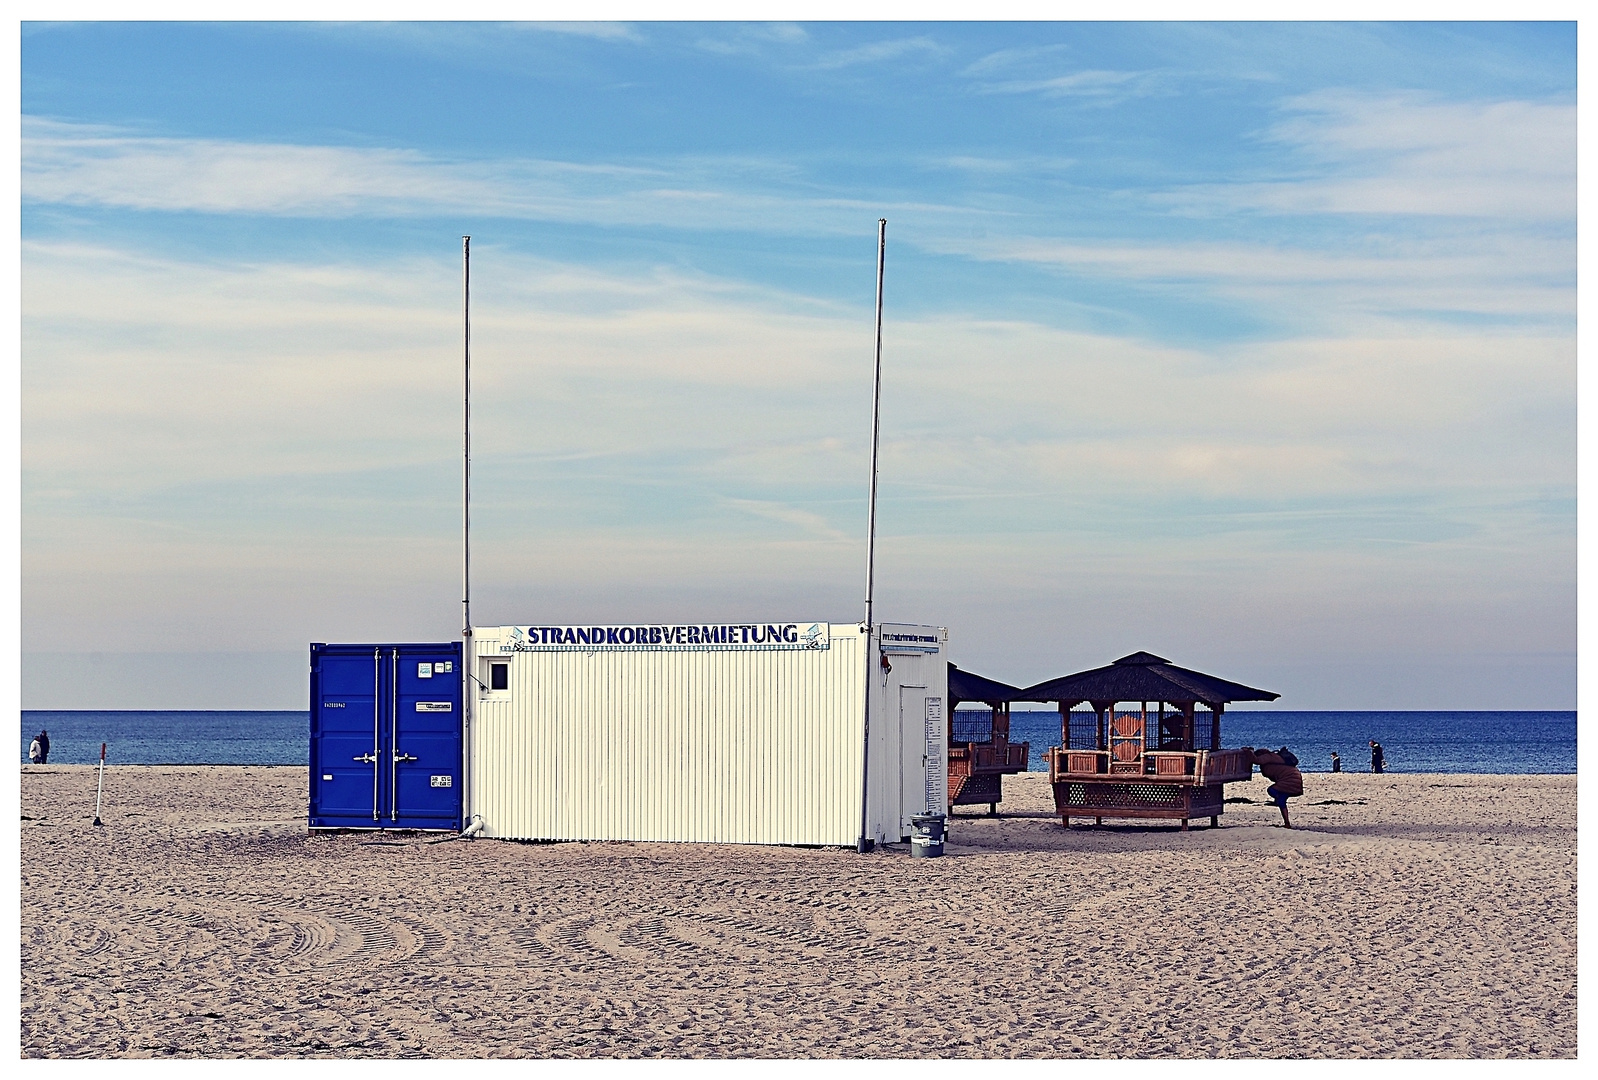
[92,742,106,827]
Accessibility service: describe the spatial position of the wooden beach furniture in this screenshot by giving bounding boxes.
[1022,651,1278,830]
[946,664,1031,815]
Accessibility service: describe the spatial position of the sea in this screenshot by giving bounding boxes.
[18,709,1579,773]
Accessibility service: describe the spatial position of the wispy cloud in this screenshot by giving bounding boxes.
[21,117,975,235]
[928,233,1573,329]
[1171,91,1576,219]
[974,68,1156,100]
[813,36,947,70]
[723,498,851,542]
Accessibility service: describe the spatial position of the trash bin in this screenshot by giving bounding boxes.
[910,813,945,858]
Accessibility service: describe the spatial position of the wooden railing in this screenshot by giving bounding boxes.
[1046,746,1255,786]
[949,741,1030,772]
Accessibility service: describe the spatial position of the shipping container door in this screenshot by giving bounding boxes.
[310,643,462,831]
[390,645,463,828]
[310,646,383,827]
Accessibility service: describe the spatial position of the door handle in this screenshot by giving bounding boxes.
[394,752,419,763]
[354,753,378,763]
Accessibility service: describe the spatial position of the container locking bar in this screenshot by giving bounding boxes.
[390,650,399,821]
[371,648,381,821]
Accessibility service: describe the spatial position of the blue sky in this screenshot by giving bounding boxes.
[20,21,1576,707]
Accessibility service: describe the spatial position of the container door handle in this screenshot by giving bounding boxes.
[354,753,378,764]
[394,752,418,763]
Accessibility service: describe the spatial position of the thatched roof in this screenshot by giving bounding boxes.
[947,663,1026,708]
[1020,651,1278,708]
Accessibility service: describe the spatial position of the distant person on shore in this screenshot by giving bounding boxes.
[1246,746,1303,828]
[37,730,49,764]
[28,735,42,766]
[1330,751,1342,773]
[1370,740,1386,774]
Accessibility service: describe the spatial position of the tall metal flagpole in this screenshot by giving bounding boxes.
[462,236,472,639]
[857,218,887,855]
[460,236,473,833]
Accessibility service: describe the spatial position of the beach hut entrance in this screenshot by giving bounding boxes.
[309,643,464,831]
[898,686,927,838]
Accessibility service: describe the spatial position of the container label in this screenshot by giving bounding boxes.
[430,775,453,788]
[416,702,453,712]
[493,621,831,653]
[418,663,433,678]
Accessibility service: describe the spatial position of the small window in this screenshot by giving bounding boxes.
[490,662,509,691]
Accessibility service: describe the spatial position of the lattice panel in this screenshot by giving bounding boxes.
[952,773,1003,803]
[1064,782,1184,809]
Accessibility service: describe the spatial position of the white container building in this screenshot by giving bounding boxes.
[465,620,947,847]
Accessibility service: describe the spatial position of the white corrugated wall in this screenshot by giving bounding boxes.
[469,625,867,846]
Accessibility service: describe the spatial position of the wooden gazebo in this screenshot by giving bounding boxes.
[946,663,1031,815]
[1022,651,1278,830]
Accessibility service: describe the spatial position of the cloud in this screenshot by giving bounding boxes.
[20,118,977,235]
[812,36,948,70]
[928,233,1573,330]
[21,241,1571,707]
[1173,91,1576,220]
[974,68,1155,99]
[723,498,852,543]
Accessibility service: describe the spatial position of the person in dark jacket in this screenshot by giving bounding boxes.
[1370,739,1385,774]
[37,730,49,764]
[1330,751,1342,772]
[1247,746,1303,828]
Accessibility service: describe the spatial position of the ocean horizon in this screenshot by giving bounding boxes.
[19,708,1578,774]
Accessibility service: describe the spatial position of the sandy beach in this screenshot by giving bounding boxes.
[20,764,1575,1058]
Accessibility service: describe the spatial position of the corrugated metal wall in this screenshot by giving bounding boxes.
[469,626,868,846]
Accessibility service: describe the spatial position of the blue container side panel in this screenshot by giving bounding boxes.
[309,643,462,831]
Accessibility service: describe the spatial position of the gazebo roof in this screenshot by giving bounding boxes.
[1020,651,1279,708]
[947,663,1026,707]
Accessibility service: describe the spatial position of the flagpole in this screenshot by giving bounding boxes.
[462,235,472,640]
[857,218,887,855]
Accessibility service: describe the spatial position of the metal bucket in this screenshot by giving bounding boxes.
[909,813,946,858]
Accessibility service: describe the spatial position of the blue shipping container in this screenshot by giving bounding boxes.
[309,642,463,830]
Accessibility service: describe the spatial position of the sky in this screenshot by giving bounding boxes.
[18,20,1576,709]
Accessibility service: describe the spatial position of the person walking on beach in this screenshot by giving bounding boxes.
[1330,751,1342,773]
[1247,746,1303,828]
[1370,739,1385,774]
[37,730,49,764]
[28,735,42,766]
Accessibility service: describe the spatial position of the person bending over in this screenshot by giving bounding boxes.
[1247,746,1303,828]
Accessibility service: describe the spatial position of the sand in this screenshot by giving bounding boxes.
[19,765,1576,1058]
